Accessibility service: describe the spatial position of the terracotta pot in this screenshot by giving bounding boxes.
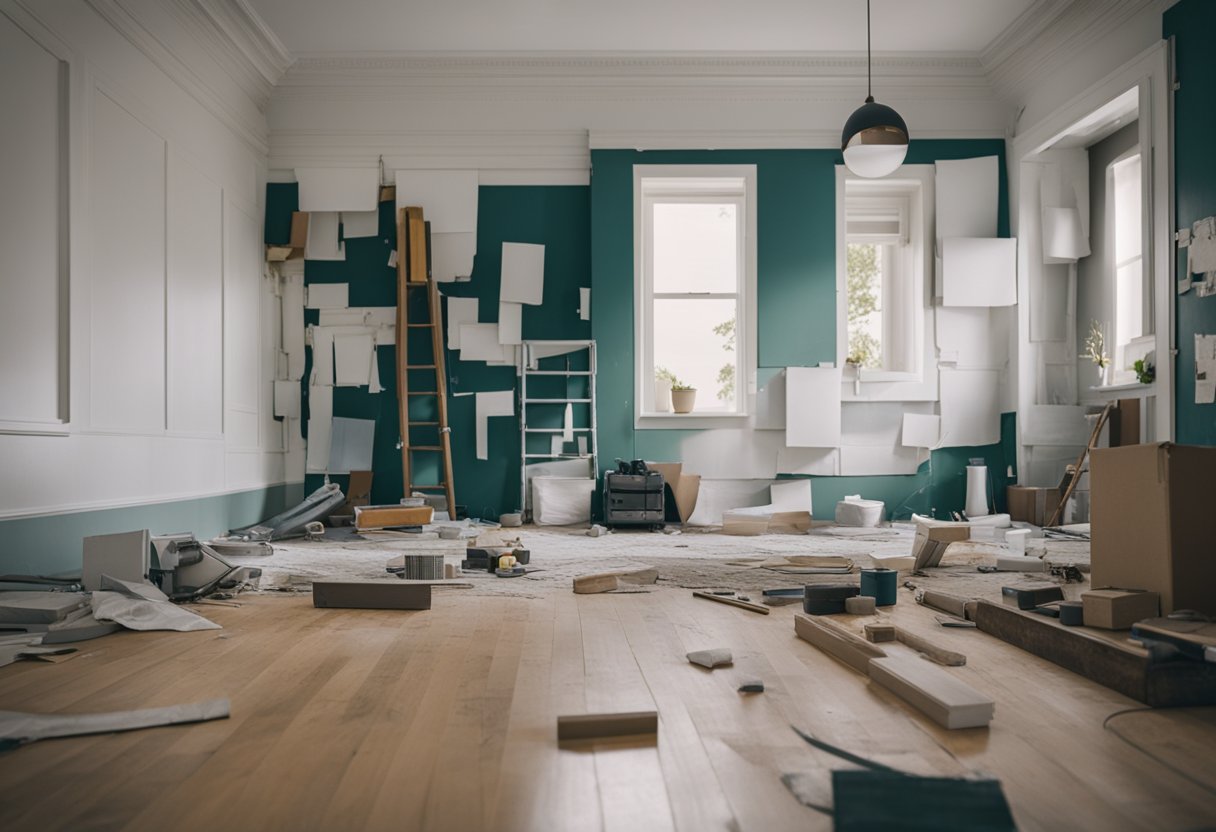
[671,388,697,414]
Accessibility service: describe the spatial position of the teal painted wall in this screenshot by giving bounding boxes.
[267,184,591,520]
[1165,0,1216,445]
[0,483,304,578]
[590,143,1012,518]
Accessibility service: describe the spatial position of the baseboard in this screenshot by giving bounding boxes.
[0,482,306,578]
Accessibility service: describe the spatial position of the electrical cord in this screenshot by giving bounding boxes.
[1102,707,1216,798]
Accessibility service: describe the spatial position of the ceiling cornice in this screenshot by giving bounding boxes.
[981,0,1168,101]
[82,0,269,153]
[278,51,988,83]
[174,0,292,102]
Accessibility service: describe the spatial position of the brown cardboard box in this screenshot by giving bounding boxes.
[1081,589,1160,629]
[1091,443,1216,616]
[354,504,434,530]
[1006,486,1061,525]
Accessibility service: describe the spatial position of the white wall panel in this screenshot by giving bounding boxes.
[89,88,166,433]
[0,12,65,426]
[224,198,262,449]
[167,151,223,435]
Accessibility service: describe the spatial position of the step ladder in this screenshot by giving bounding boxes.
[395,206,456,517]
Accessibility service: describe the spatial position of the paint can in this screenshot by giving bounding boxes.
[859,568,898,607]
[803,584,860,615]
[1058,600,1084,626]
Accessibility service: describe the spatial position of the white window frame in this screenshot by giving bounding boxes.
[634,164,757,428]
[835,166,933,396]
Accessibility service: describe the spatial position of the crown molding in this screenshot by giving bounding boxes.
[982,0,1167,102]
[588,127,1004,150]
[278,50,988,84]
[81,0,269,153]
[171,0,292,105]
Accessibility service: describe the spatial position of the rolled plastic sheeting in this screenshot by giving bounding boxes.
[965,465,990,518]
[227,483,346,541]
[835,496,885,527]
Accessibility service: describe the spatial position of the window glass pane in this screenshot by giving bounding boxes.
[1116,257,1143,354]
[1112,154,1141,264]
[653,298,738,412]
[846,243,884,369]
[652,202,737,293]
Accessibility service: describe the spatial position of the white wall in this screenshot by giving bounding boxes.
[0,0,297,520]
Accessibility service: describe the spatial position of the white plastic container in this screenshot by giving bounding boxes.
[835,495,885,527]
[532,477,595,525]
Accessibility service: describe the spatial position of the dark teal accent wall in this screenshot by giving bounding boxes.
[268,184,591,520]
[0,483,304,578]
[590,143,1010,517]
[1165,1,1216,445]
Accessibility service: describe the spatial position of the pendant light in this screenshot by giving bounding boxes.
[841,0,908,178]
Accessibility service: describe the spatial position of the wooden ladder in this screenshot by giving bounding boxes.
[395,206,457,517]
[1045,401,1114,528]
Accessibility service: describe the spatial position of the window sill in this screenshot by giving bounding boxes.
[636,411,749,430]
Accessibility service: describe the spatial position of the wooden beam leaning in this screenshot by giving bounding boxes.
[794,614,887,674]
[406,206,427,283]
[557,711,658,741]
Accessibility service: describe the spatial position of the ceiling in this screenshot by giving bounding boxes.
[246,0,1040,56]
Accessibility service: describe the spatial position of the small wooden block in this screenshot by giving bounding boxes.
[894,628,967,666]
[794,614,887,674]
[845,596,877,615]
[864,623,896,643]
[312,581,431,611]
[557,711,658,741]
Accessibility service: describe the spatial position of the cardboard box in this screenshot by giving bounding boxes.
[1082,589,1160,630]
[1006,486,1061,526]
[313,581,431,611]
[1091,443,1216,615]
[354,504,434,530]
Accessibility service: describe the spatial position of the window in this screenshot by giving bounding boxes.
[1109,150,1145,374]
[837,173,927,382]
[635,166,756,422]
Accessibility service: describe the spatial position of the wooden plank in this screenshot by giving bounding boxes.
[406,206,427,283]
[572,566,658,594]
[691,591,770,615]
[973,599,1216,707]
[867,655,995,729]
[895,628,967,666]
[556,711,658,741]
[312,581,431,611]
[793,613,886,674]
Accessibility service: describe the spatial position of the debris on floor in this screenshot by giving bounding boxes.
[686,648,733,669]
[556,711,658,741]
[0,698,231,750]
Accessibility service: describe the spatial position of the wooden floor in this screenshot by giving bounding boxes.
[1,587,1214,831]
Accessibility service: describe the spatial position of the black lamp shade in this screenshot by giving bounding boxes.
[841,100,909,150]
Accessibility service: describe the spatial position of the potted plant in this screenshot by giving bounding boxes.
[1133,358,1155,385]
[1083,319,1111,387]
[670,378,697,413]
[654,366,677,413]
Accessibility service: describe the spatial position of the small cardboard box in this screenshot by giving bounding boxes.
[1006,486,1061,525]
[1091,443,1216,615]
[1081,589,1160,630]
[354,504,434,530]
